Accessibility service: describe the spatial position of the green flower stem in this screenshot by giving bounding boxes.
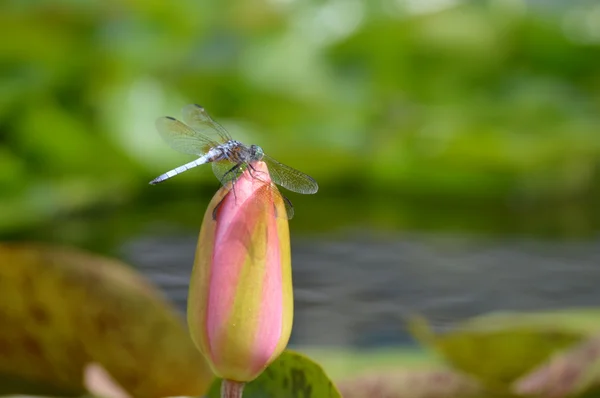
[221,379,245,398]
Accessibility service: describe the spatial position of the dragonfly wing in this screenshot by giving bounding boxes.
[211,162,295,219]
[261,184,294,220]
[244,182,295,220]
[261,155,319,194]
[155,116,219,155]
[279,190,295,219]
[212,160,245,187]
[181,104,233,144]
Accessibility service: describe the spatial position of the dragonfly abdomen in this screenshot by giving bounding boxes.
[149,151,216,185]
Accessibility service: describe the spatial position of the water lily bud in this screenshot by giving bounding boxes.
[187,161,293,382]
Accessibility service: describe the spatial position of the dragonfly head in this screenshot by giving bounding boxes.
[250,145,264,161]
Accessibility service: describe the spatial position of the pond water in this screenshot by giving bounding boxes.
[120,229,600,347]
[6,191,600,347]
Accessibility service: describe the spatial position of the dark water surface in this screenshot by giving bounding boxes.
[120,229,600,347]
[6,191,600,347]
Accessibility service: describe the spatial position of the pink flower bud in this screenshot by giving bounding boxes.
[187,161,293,382]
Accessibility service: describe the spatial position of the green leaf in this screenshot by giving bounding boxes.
[409,311,596,390]
[0,242,214,397]
[207,350,341,398]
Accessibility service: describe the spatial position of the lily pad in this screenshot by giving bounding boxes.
[337,368,486,398]
[0,242,213,397]
[513,333,600,398]
[409,311,595,389]
[207,350,341,398]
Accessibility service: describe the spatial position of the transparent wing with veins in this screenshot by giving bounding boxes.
[212,160,246,187]
[181,104,232,144]
[154,104,232,156]
[154,116,220,156]
[211,160,295,219]
[262,155,319,194]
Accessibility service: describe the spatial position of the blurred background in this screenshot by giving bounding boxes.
[2,0,600,349]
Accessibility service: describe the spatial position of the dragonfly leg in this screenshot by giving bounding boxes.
[247,163,256,179]
[220,163,243,184]
[232,179,238,202]
[247,162,269,183]
[221,163,243,203]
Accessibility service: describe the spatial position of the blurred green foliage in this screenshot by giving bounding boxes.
[2,0,600,238]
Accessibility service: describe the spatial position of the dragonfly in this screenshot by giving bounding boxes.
[149,104,318,219]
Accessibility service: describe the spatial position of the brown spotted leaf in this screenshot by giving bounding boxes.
[0,242,213,397]
[207,350,341,397]
[409,312,595,390]
[513,333,600,398]
[336,368,488,398]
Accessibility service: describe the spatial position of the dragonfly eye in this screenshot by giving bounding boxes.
[252,145,264,160]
